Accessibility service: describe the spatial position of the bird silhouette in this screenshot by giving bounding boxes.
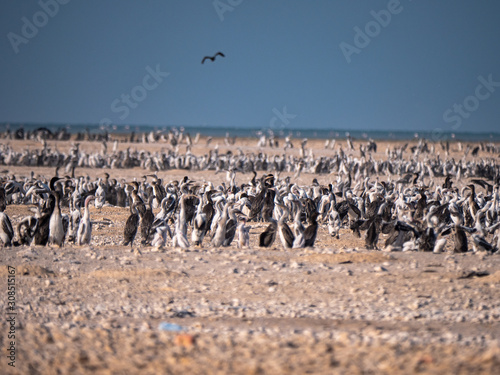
[201,52,225,64]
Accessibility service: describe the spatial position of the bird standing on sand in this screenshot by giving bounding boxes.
[77,195,95,245]
[453,224,468,253]
[259,214,277,248]
[151,225,171,249]
[33,199,54,246]
[292,205,306,248]
[202,190,215,233]
[304,211,319,247]
[140,196,155,245]
[328,209,341,239]
[95,179,106,209]
[172,216,190,249]
[201,52,225,64]
[48,191,65,247]
[192,198,208,246]
[276,204,294,249]
[212,202,230,248]
[33,177,58,246]
[66,194,81,243]
[223,207,240,247]
[433,226,451,254]
[172,194,196,249]
[122,203,140,247]
[236,217,250,248]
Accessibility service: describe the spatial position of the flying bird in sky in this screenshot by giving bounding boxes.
[201,52,225,64]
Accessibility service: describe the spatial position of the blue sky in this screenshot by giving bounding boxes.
[1,0,499,133]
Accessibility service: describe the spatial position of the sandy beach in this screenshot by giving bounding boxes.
[1,135,499,374]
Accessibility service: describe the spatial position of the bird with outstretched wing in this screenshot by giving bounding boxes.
[201,52,225,64]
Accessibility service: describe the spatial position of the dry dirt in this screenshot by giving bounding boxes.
[0,136,499,374]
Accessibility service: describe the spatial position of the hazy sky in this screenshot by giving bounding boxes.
[1,0,499,133]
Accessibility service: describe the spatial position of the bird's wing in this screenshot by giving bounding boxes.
[216,52,225,57]
[486,222,500,234]
[380,220,396,234]
[283,223,295,247]
[470,179,486,189]
[201,57,208,64]
[2,214,14,238]
[473,235,494,250]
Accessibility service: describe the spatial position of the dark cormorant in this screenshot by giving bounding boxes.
[140,196,155,245]
[304,211,319,247]
[33,200,54,246]
[223,208,240,247]
[261,188,276,223]
[418,225,436,252]
[259,213,277,247]
[453,224,468,253]
[202,190,215,233]
[201,52,225,64]
[442,175,453,189]
[123,203,140,247]
[364,216,382,249]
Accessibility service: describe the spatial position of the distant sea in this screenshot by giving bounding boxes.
[1,123,499,142]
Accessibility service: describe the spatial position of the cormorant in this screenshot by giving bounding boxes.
[236,217,250,248]
[259,213,277,248]
[201,52,225,64]
[76,195,95,245]
[276,204,294,249]
[304,211,319,247]
[48,191,65,247]
[122,203,140,247]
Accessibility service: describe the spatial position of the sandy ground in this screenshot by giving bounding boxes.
[1,135,500,374]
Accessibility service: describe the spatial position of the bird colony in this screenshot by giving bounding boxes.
[1,128,499,256]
